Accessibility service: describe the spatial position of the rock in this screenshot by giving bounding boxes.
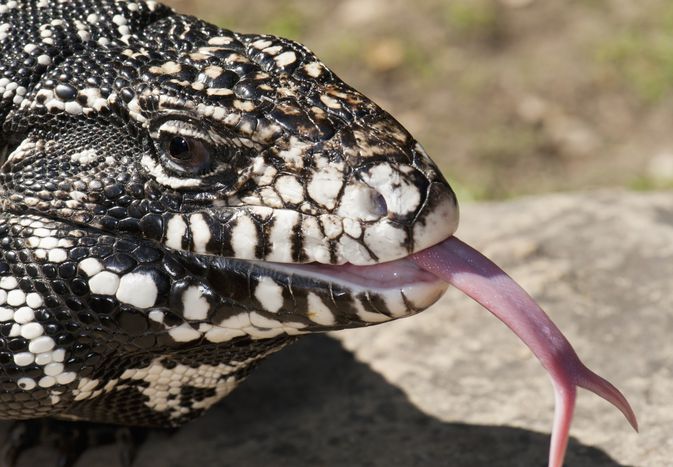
[647,152,673,182]
[9,190,670,466]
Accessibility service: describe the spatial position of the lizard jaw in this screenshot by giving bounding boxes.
[203,255,449,326]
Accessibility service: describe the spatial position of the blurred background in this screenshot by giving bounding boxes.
[163,0,673,201]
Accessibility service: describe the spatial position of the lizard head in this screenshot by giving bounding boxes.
[0,12,457,337]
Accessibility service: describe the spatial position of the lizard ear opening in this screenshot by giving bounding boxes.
[0,138,22,172]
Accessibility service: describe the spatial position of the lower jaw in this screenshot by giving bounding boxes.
[242,258,450,324]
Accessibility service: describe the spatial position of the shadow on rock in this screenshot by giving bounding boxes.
[127,335,628,467]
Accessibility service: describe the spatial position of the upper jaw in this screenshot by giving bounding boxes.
[159,181,459,267]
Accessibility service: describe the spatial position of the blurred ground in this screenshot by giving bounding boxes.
[164,0,673,199]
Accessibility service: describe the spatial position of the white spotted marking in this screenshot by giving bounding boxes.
[263,45,282,55]
[148,310,165,323]
[64,101,83,115]
[89,271,120,295]
[168,323,201,342]
[38,376,56,388]
[17,377,36,390]
[38,237,58,249]
[70,149,97,165]
[20,322,44,339]
[252,39,273,49]
[0,307,12,321]
[204,326,245,343]
[26,293,43,309]
[48,248,67,263]
[6,289,25,307]
[29,336,55,353]
[0,276,18,289]
[44,362,64,377]
[13,307,33,324]
[254,277,284,313]
[14,352,34,367]
[304,62,324,78]
[78,258,103,276]
[307,166,343,209]
[35,353,52,365]
[56,372,76,385]
[208,36,233,45]
[181,285,210,320]
[306,293,335,325]
[149,61,182,75]
[275,175,304,204]
[116,273,158,309]
[52,348,65,362]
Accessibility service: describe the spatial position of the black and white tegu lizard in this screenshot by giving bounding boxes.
[0,1,636,465]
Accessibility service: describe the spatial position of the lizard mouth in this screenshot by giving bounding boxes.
[214,252,450,323]
[258,255,441,289]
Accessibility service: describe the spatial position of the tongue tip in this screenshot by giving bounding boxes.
[547,371,638,467]
[412,235,639,465]
[575,366,638,432]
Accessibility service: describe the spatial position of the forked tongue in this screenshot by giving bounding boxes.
[411,236,637,467]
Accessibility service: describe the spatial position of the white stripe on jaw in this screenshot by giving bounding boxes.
[230,214,258,259]
[165,215,188,250]
[189,213,211,253]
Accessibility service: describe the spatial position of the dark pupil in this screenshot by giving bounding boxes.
[168,136,191,160]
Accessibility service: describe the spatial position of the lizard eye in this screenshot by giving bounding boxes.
[168,136,191,160]
[159,133,213,175]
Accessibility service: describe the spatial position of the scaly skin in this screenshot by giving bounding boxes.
[0,0,456,426]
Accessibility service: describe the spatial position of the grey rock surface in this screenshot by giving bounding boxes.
[10,190,671,466]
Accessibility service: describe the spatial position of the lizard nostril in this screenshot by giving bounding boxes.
[371,191,388,218]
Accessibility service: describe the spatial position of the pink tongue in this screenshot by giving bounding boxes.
[411,236,637,467]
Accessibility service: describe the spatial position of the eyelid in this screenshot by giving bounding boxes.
[157,121,211,142]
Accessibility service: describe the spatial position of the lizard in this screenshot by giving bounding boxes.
[0,0,636,465]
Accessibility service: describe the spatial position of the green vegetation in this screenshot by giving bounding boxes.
[260,5,308,39]
[470,124,554,199]
[443,0,504,42]
[596,4,673,103]
[630,176,673,191]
